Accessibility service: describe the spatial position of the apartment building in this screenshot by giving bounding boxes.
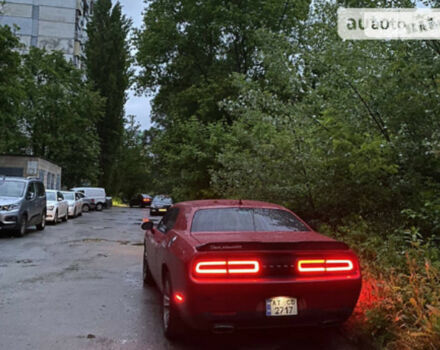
[0,0,94,68]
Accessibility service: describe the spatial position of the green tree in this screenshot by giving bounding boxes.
[85,0,132,193]
[0,25,25,153]
[20,48,104,188]
[112,116,152,200]
[136,0,310,126]
[136,0,310,199]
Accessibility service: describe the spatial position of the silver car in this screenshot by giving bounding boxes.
[0,176,46,236]
[61,191,83,218]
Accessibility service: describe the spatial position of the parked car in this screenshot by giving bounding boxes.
[61,191,82,218]
[0,176,46,236]
[129,194,152,208]
[149,195,173,216]
[46,190,69,224]
[70,187,106,211]
[141,200,362,339]
[75,192,94,212]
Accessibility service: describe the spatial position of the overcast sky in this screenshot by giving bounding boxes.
[113,0,152,130]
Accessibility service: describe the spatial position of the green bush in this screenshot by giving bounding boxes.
[323,220,440,350]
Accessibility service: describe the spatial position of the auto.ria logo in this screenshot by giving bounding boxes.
[338,8,440,40]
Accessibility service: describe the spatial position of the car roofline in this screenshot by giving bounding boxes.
[174,199,287,210]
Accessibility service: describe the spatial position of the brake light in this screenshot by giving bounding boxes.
[326,259,354,271]
[297,259,325,272]
[194,260,260,277]
[297,259,354,273]
[195,261,227,274]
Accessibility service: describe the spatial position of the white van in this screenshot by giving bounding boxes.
[70,187,106,211]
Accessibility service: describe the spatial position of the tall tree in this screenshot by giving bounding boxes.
[112,116,152,200]
[136,0,310,199]
[136,0,310,127]
[85,0,132,193]
[0,25,25,153]
[20,48,104,188]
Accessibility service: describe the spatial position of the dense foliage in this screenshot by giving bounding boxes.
[0,25,25,152]
[0,25,104,187]
[136,0,440,348]
[20,49,104,187]
[85,0,132,193]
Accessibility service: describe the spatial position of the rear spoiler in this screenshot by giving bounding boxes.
[196,241,349,252]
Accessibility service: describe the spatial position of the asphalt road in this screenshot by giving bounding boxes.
[0,207,362,350]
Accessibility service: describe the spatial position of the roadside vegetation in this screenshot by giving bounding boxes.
[135,0,440,348]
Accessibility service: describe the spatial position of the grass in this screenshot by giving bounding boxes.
[112,197,128,207]
[322,221,440,349]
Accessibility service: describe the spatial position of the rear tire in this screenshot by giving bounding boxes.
[162,274,183,339]
[143,245,155,286]
[36,212,46,231]
[96,203,103,211]
[82,204,89,213]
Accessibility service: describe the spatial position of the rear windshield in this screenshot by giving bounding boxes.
[191,208,309,233]
[152,196,172,205]
[0,181,25,198]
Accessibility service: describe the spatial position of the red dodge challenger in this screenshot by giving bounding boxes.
[141,200,362,338]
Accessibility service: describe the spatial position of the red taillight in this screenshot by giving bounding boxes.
[297,259,325,272]
[143,198,150,202]
[195,261,227,275]
[326,259,354,271]
[228,260,260,274]
[194,260,260,277]
[297,259,354,273]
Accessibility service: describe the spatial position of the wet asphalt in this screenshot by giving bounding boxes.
[0,207,363,350]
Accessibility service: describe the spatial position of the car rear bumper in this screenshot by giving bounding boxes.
[150,208,168,215]
[46,209,56,222]
[177,278,361,331]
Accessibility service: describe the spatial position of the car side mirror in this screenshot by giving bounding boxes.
[26,192,35,200]
[141,221,154,231]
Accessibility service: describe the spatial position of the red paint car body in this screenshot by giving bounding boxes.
[142,200,362,337]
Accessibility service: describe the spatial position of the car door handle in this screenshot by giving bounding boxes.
[168,236,177,248]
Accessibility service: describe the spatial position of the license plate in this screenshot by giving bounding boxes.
[159,209,167,212]
[266,297,298,316]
